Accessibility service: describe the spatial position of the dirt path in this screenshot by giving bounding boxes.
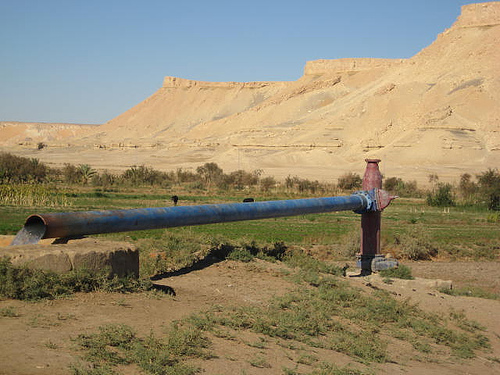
[1,259,499,375]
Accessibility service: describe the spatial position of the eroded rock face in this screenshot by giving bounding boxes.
[1,2,499,184]
[303,58,405,76]
[1,238,139,278]
[454,2,500,28]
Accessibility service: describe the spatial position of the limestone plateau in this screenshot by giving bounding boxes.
[1,2,499,183]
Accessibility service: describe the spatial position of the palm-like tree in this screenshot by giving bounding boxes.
[78,164,97,185]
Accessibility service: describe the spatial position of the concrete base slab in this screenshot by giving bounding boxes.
[1,238,139,278]
[347,271,453,290]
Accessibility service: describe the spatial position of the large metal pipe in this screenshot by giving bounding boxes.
[10,191,394,246]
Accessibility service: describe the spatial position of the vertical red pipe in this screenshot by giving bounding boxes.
[360,159,382,275]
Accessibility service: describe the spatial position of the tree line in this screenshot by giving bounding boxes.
[0,152,498,210]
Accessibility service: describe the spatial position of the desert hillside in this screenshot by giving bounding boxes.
[1,2,499,184]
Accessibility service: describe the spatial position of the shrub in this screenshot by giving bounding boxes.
[384,177,420,197]
[0,152,49,184]
[120,165,171,186]
[394,226,438,260]
[196,162,223,188]
[260,176,276,192]
[137,230,212,277]
[427,183,456,207]
[73,322,208,375]
[222,169,261,190]
[338,172,362,191]
[477,168,500,211]
[384,177,402,192]
[284,175,332,194]
[92,171,116,188]
[458,173,478,201]
[175,168,198,183]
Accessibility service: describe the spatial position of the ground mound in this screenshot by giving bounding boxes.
[0,257,499,374]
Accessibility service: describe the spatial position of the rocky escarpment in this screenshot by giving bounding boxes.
[454,1,500,27]
[303,58,405,76]
[162,76,279,89]
[0,121,99,147]
[1,2,499,183]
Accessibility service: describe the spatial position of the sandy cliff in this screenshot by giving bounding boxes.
[1,2,499,183]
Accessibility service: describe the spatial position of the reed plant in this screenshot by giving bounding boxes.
[0,184,70,207]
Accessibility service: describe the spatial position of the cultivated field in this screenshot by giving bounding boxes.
[1,179,499,375]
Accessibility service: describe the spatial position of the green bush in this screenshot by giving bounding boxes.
[477,168,500,211]
[221,169,261,190]
[137,230,212,277]
[427,183,456,207]
[120,165,173,187]
[458,173,478,202]
[196,162,223,188]
[384,177,420,197]
[0,152,49,184]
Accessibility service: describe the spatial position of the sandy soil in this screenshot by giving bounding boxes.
[0,257,499,375]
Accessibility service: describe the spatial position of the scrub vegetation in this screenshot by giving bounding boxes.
[1,152,499,262]
[0,152,499,373]
[69,257,490,374]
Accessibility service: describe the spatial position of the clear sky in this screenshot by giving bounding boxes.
[0,0,474,124]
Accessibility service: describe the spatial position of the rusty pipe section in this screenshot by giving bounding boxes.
[360,159,385,275]
[10,190,394,246]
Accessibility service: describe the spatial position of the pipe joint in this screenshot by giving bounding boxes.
[352,190,375,213]
[352,188,397,214]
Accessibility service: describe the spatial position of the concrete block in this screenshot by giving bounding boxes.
[1,238,139,278]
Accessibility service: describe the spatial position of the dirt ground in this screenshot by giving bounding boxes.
[0,256,499,375]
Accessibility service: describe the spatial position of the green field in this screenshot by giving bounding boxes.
[2,186,498,261]
[1,184,499,374]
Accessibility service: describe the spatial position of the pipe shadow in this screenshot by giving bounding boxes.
[150,254,223,281]
[151,284,177,296]
[149,255,224,296]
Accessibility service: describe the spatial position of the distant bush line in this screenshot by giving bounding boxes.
[0,152,498,210]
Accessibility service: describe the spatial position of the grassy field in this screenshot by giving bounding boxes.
[1,185,499,374]
[2,186,498,261]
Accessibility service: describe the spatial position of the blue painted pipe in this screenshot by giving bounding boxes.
[11,193,375,246]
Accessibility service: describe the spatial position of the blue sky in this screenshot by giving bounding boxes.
[0,0,473,124]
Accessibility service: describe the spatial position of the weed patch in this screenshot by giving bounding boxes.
[283,248,343,276]
[0,257,153,301]
[378,264,414,280]
[187,270,489,365]
[0,306,20,317]
[72,322,210,375]
[393,225,438,260]
[439,286,499,300]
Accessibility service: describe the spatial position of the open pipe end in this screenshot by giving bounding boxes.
[10,215,47,246]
